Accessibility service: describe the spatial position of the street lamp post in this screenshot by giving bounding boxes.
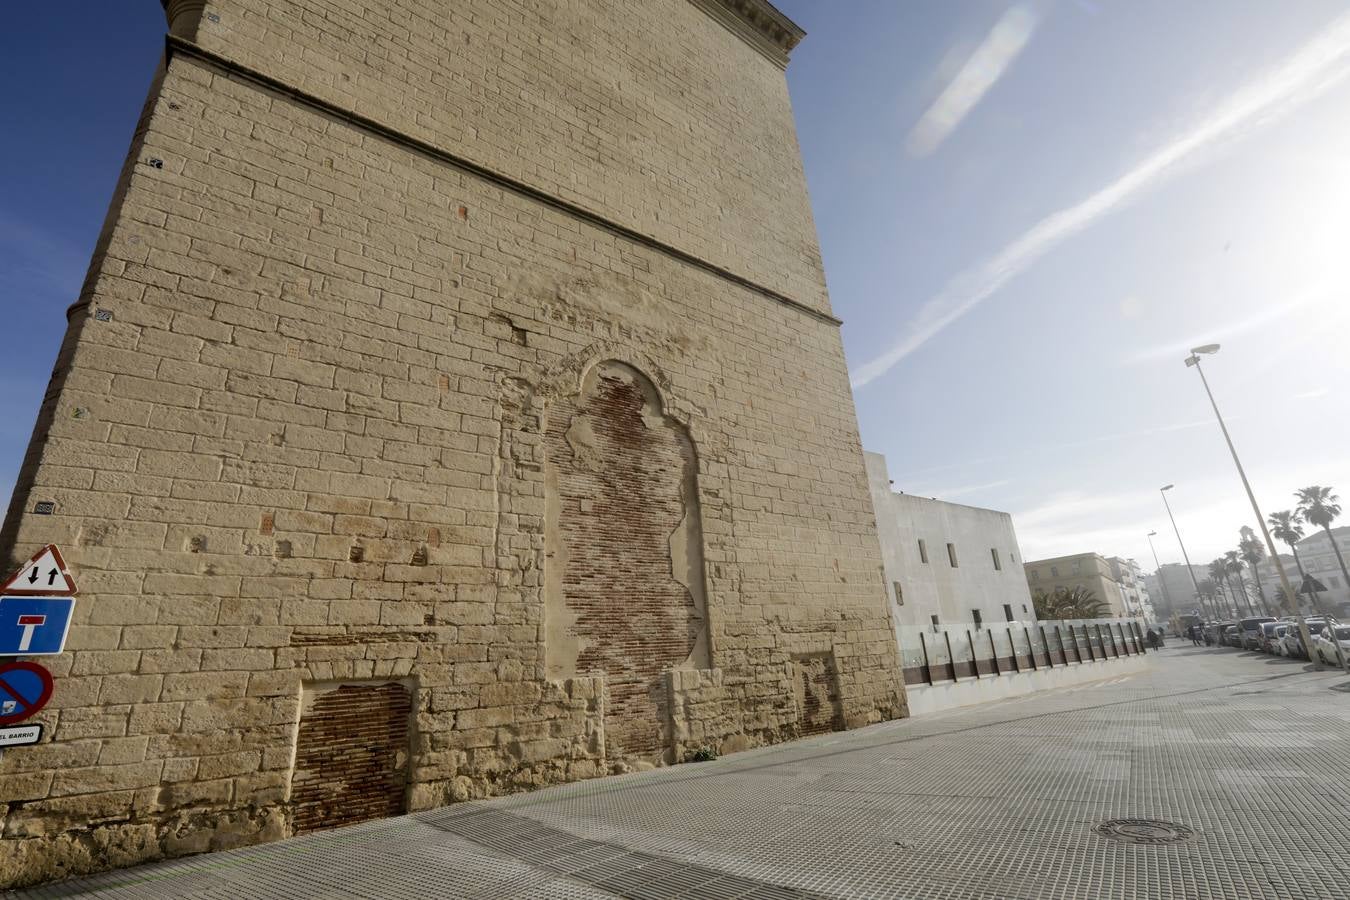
[1160,484,1206,619]
[1146,530,1175,620]
[1182,344,1335,670]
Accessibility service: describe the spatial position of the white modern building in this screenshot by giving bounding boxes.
[864,452,1036,637]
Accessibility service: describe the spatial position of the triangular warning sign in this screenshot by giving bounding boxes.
[1301,574,1327,595]
[1,544,78,596]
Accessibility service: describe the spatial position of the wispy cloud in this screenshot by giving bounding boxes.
[906,6,1040,157]
[911,478,1011,500]
[1055,417,1217,449]
[852,9,1350,389]
[1122,282,1332,365]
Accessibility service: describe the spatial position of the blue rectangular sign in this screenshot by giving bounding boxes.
[0,597,75,656]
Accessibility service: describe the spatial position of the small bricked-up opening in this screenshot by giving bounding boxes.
[791,652,844,736]
[291,682,412,834]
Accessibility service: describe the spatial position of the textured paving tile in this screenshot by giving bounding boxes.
[15,649,1350,899]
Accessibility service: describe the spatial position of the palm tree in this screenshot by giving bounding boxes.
[1208,560,1235,617]
[1268,510,1309,612]
[1274,582,1299,611]
[1223,550,1254,615]
[1238,527,1269,615]
[1033,586,1108,620]
[1196,578,1221,619]
[1296,486,1350,605]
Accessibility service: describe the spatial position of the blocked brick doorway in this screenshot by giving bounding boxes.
[792,652,844,736]
[291,682,412,834]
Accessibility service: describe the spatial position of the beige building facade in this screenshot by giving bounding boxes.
[1024,552,1130,618]
[0,1,906,886]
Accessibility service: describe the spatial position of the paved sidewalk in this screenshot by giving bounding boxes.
[15,648,1350,899]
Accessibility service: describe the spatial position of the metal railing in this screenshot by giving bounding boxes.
[898,617,1149,686]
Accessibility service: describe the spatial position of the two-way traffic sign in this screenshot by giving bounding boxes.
[1,544,78,596]
[0,597,75,656]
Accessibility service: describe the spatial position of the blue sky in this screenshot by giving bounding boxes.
[2,2,1349,572]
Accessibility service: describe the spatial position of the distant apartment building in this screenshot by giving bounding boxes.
[1108,557,1157,622]
[1024,552,1132,618]
[1263,528,1350,620]
[1144,563,1209,618]
[864,453,1036,637]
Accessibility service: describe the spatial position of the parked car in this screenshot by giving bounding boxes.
[1240,616,1277,650]
[1222,624,1242,647]
[1314,624,1350,666]
[1259,621,1285,653]
[1270,623,1290,655]
[1203,622,1223,645]
[1283,619,1331,659]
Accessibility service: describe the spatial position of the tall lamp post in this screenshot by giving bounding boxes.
[1182,344,1330,669]
[1146,530,1176,620]
[1160,484,1206,619]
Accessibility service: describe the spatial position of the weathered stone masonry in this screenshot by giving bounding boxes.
[0,0,906,887]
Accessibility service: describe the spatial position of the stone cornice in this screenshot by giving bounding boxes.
[687,0,805,69]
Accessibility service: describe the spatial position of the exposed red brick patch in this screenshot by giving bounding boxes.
[546,365,700,756]
[793,653,843,736]
[291,683,411,834]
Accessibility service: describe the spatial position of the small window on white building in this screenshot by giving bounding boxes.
[972,609,983,629]
[991,548,1002,571]
[893,581,904,605]
[947,543,958,568]
[918,539,929,564]
[1051,566,1059,578]
[930,614,940,629]
[1003,603,1014,622]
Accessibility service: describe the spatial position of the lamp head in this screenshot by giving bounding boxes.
[1191,343,1220,355]
[1161,484,1175,492]
[1148,530,1158,537]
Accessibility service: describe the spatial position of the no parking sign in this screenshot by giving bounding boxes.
[0,660,54,726]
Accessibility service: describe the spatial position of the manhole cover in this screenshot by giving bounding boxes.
[1094,819,1195,845]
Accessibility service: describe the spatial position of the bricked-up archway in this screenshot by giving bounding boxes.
[543,361,710,759]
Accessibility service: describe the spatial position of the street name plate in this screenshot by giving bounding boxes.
[0,723,43,747]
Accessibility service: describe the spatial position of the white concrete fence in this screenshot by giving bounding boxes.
[899,617,1152,714]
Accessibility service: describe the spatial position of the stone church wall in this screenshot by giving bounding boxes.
[166,0,830,314]
[0,1,905,887]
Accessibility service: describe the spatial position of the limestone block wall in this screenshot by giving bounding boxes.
[0,0,904,887]
[175,0,829,314]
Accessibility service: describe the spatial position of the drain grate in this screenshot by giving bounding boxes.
[1094,819,1195,845]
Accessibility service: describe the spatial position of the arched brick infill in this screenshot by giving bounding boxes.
[544,362,709,758]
